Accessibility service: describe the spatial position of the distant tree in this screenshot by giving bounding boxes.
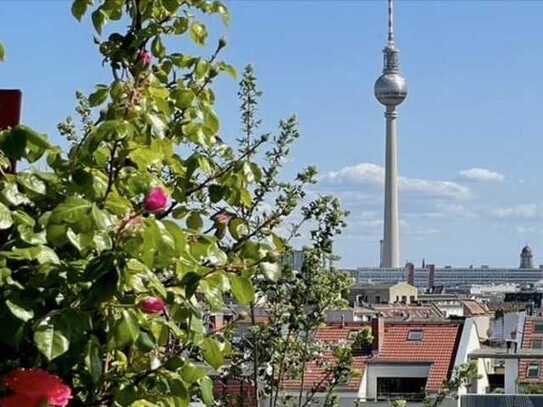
[218,66,353,407]
[424,362,480,407]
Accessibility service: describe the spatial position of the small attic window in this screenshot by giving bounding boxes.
[528,363,540,378]
[535,323,543,334]
[407,329,424,342]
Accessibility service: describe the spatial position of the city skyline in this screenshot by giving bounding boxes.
[2,1,543,267]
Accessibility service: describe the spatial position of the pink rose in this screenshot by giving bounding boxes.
[214,211,234,225]
[144,187,169,214]
[139,297,166,314]
[1,368,72,407]
[137,49,152,66]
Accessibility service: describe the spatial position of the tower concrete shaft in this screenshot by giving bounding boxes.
[383,106,400,267]
[374,0,407,268]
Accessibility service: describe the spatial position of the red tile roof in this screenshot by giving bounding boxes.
[462,300,489,316]
[369,322,462,393]
[520,317,543,384]
[281,323,370,393]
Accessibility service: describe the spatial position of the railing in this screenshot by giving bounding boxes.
[376,392,426,401]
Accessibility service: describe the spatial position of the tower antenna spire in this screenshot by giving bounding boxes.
[388,0,395,45]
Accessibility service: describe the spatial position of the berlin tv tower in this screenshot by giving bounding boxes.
[375,0,408,268]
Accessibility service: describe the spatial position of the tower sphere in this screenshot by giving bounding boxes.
[374,73,408,106]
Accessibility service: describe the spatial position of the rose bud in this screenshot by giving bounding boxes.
[139,297,166,314]
[144,187,169,214]
[137,49,152,66]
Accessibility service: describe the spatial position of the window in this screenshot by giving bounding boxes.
[533,339,543,349]
[377,377,427,401]
[528,363,540,378]
[407,329,424,341]
[534,323,543,334]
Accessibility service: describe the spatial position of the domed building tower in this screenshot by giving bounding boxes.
[520,245,534,269]
[376,0,408,268]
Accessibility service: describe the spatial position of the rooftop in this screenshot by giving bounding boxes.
[281,323,370,392]
[369,321,462,393]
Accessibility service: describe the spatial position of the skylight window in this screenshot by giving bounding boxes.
[528,363,540,378]
[407,329,424,342]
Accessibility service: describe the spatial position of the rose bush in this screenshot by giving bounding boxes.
[0,1,349,406]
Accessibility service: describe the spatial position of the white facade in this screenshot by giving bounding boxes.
[363,363,430,401]
[350,267,543,289]
[453,319,489,395]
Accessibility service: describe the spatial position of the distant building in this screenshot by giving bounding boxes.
[351,282,418,305]
[521,245,535,269]
[278,318,485,405]
[349,265,543,290]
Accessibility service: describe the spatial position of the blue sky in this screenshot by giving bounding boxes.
[1,0,543,268]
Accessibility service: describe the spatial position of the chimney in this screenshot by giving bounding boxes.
[371,317,385,353]
[0,90,22,130]
[427,264,435,290]
[405,262,415,286]
[340,314,345,328]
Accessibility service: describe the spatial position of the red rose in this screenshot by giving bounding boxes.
[144,187,169,214]
[1,369,72,407]
[139,297,166,314]
[137,49,152,66]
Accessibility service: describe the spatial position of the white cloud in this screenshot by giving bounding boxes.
[459,168,505,183]
[322,163,470,200]
[491,204,540,220]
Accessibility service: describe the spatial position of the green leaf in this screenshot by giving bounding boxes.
[199,376,214,406]
[0,202,13,230]
[71,0,91,21]
[92,8,108,34]
[228,275,255,305]
[213,1,230,25]
[186,212,203,231]
[181,362,207,384]
[5,299,34,322]
[201,337,224,370]
[0,42,5,62]
[50,196,92,224]
[34,321,70,361]
[0,246,60,265]
[85,335,103,384]
[151,36,166,59]
[190,22,208,46]
[112,310,140,349]
[1,182,30,206]
[228,218,248,240]
[91,204,112,229]
[218,62,237,79]
[173,17,189,34]
[195,59,209,80]
[89,85,109,107]
[162,0,181,13]
[17,173,46,195]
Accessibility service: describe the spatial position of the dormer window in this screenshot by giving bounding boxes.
[407,329,424,342]
[528,363,540,378]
